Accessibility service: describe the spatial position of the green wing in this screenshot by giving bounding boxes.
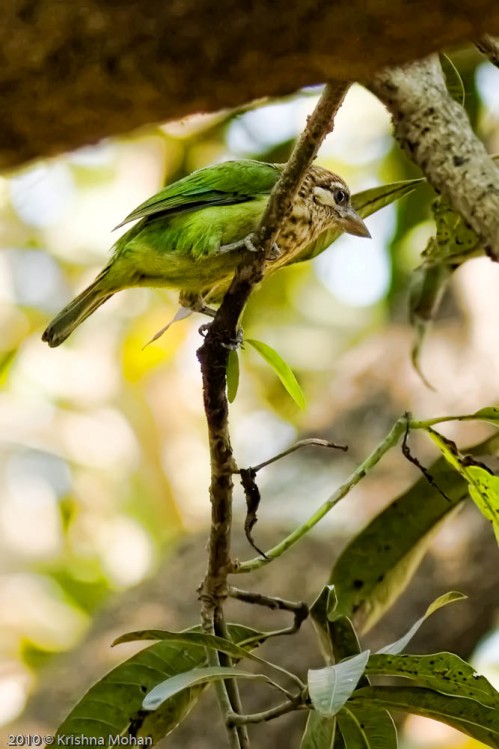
[115,160,281,229]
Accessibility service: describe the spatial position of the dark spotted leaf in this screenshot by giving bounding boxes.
[367,652,499,709]
[337,705,397,749]
[329,431,499,632]
[350,686,499,748]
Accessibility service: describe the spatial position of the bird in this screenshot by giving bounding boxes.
[42,159,370,347]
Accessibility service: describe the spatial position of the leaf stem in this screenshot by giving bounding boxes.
[227,698,306,726]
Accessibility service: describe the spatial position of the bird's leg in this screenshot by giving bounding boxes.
[219,234,258,254]
[219,233,282,261]
[186,297,218,318]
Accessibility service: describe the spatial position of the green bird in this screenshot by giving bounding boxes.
[42,159,370,347]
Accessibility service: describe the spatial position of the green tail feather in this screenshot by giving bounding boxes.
[42,271,113,347]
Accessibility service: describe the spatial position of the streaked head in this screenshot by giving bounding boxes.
[310,167,371,239]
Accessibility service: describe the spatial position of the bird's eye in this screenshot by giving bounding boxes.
[334,188,348,205]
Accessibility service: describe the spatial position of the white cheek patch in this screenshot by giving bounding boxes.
[313,186,336,207]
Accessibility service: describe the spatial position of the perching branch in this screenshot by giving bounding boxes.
[196,80,349,746]
[369,56,499,258]
[197,78,350,615]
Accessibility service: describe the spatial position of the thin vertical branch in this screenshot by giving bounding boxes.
[196,80,350,746]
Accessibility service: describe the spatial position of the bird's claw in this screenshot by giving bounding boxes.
[219,235,281,261]
[225,327,244,350]
[265,242,282,261]
[221,328,243,350]
[198,322,211,338]
[219,234,258,254]
[198,324,243,350]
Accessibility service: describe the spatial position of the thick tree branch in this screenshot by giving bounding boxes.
[2,1,499,169]
[370,56,499,258]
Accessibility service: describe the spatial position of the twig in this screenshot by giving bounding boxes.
[241,438,348,474]
[239,439,347,556]
[227,698,305,727]
[235,417,408,573]
[196,80,350,746]
[216,611,250,748]
[476,35,499,67]
[401,414,452,503]
[239,467,267,558]
[229,587,309,634]
[369,56,499,258]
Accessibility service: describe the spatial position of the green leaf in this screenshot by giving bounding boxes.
[376,591,466,655]
[472,406,499,425]
[246,338,306,409]
[226,349,240,403]
[367,652,499,709]
[310,585,339,662]
[468,468,499,543]
[337,705,397,749]
[300,712,337,749]
[113,628,294,683]
[310,585,338,624]
[427,428,499,543]
[329,431,499,632]
[308,651,370,716]
[440,53,465,105]
[143,666,265,710]
[350,686,499,748]
[56,624,259,746]
[409,262,453,386]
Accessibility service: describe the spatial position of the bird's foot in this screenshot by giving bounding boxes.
[198,324,243,351]
[265,242,281,261]
[220,234,282,261]
[220,327,243,350]
[190,300,217,317]
[219,234,259,254]
[226,327,244,350]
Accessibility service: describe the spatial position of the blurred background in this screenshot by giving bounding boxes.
[0,48,498,747]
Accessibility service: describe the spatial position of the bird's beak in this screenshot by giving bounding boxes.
[340,209,371,239]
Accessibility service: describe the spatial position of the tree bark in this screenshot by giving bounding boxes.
[370,56,499,258]
[1,0,499,169]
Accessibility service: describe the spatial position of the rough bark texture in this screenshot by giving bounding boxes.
[370,56,499,257]
[1,0,499,170]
